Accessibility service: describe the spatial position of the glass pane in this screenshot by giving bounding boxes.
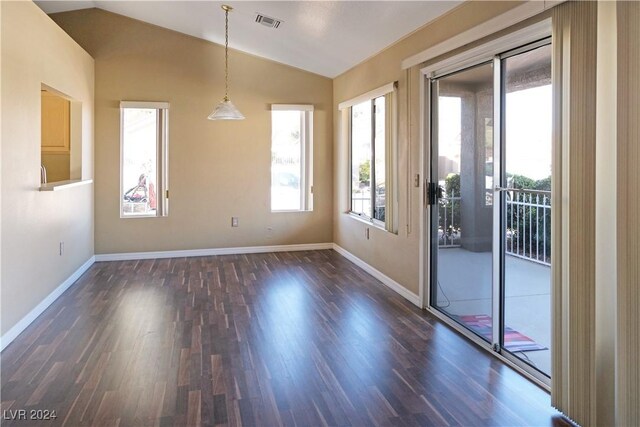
[271,111,302,211]
[432,62,494,342]
[503,44,552,376]
[122,108,158,216]
[373,96,386,222]
[351,100,372,216]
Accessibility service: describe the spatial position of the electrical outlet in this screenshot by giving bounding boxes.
[231,217,239,227]
[59,241,64,256]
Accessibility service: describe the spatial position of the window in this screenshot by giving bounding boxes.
[270,105,313,211]
[343,83,396,231]
[120,101,169,218]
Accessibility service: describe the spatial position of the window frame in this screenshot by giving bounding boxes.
[344,83,397,233]
[349,97,385,227]
[119,101,169,219]
[270,104,314,213]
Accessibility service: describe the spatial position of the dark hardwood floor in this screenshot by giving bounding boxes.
[1,250,565,426]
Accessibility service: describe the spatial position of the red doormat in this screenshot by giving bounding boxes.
[454,314,548,352]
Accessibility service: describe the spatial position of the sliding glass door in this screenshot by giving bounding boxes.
[429,39,552,381]
[500,42,552,376]
[430,62,495,343]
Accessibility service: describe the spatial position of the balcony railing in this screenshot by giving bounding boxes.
[506,189,551,266]
[438,188,551,266]
[438,192,461,247]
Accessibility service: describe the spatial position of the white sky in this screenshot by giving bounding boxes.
[438,96,462,169]
[438,84,552,181]
[122,108,157,193]
[505,85,552,180]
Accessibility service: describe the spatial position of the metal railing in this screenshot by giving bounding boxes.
[437,188,551,266]
[505,189,551,266]
[438,191,461,247]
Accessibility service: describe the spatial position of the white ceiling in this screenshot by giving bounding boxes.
[35,1,463,78]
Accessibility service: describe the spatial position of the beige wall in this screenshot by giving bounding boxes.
[1,0,3,338]
[51,9,333,255]
[1,1,94,335]
[332,1,522,295]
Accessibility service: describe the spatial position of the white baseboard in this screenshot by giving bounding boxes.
[332,244,421,307]
[0,255,96,351]
[95,243,334,262]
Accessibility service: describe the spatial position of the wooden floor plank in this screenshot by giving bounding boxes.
[1,250,564,426]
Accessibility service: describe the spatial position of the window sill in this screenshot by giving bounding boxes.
[39,179,93,191]
[346,211,387,230]
[120,214,161,219]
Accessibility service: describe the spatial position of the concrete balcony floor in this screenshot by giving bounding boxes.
[435,247,551,375]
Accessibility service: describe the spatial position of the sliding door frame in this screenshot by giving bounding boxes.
[496,38,553,384]
[418,18,553,390]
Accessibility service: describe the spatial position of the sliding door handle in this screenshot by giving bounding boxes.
[426,182,443,206]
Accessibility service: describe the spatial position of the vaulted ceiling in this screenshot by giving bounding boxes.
[36,1,463,78]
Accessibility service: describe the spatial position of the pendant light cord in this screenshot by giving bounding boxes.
[224,7,229,102]
[208,5,244,119]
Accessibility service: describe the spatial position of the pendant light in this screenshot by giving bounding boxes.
[208,5,245,120]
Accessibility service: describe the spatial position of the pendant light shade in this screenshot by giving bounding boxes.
[208,5,244,120]
[208,99,245,120]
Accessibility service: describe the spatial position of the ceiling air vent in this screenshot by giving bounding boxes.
[255,13,282,29]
